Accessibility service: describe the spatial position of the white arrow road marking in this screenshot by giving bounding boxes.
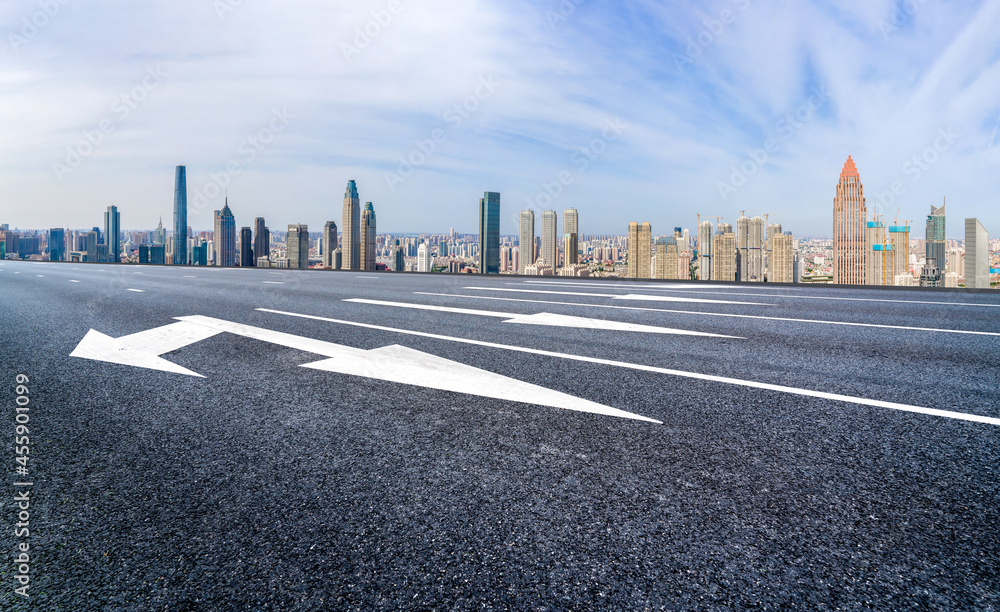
[70,321,224,377]
[69,316,660,424]
[463,286,769,305]
[344,298,741,338]
[413,292,1000,337]
[258,308,1000,427]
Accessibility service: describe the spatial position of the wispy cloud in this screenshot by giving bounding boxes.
[0,0,997,237]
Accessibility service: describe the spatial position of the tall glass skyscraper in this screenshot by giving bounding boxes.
[215,199,236,267]
[563,209,579,265]
[254,217,269,264]
[239,227,254,267]
[173,166,188,265]
[49,228,65,262]
[925,202,946,272]
[478,192,500,274]
[360,202,376,271]
[104,204,120,263]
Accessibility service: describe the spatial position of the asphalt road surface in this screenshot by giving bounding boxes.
[2,259,999,610]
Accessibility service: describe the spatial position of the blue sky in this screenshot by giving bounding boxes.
[2,0,999,237]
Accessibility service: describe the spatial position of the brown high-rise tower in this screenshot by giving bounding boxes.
[833,156,867,285]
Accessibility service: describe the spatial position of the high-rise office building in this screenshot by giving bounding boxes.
[239,227,254,267]
[833,156,867,285]
[417,242,433,272]
[253,217,269,265]
[392,239,405,272]
[747,216,764,281]
[920,204,948,287]
[360,202,376,271]
[564,209,579,265]
[154,217,166,245]
[104,204,120,263]
[771,233,794,283]
[48,228,65,262]
[214,199,236,267]
[518,210,535,274]
[541,210,558,267]
[713,229,737,281]
[322,221,339,269]
[698,221,714,281]
[287,224,309,269]
[342,180,361,270]
[173,166,188,265]
[478,192,500,274]
[965,218,989,288]
[627,222,651,279]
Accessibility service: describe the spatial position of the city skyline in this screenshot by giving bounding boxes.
[3,2,999,235]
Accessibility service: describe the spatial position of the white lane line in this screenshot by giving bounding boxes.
[184,275,197,278]
[258,307,1000,426]
[263,281,284,284]
[36,275,45,277]
[416,292,1000,336]
[464,287,769,305]
[69,280,80,283]
[344,298,741,338]
[356,276,380,279]
[522,281,1000,307]
[13,272,20,274]
[126,289,145,293]
[522,280,796,291]
[268,272,284,275]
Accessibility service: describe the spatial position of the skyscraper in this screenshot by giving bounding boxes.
[866,218,893,286]
[771,233,794,283]
[925,202,946,282]
[965,218,989,288]
[154,217,166,245]
[322,221,339,269]
[889,224,910,280]
[698,220,714,281]
[254,217,269,264]
[541,210,558,267]
[215,199,236,267]
[747,216,764,281]
[518,210,535,274]
[360,202,376,271]
[417,242,433,272]
[564,209,579,265]
[713,228,737,281]
[104,204,120,263]
[478,192,500,274]
[766,223,782,281]
[833,156,867,285]
[392,239,405,272]
[173,166,188,265]
[287,224,309,269]
[736,214,749,281]
[239,227,254,267]
[653,237,678,280]
[48,228,65,262]
[342,180,361,270]
[627,222,651,279]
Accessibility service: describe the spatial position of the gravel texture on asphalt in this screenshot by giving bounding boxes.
[1,260,999,610]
